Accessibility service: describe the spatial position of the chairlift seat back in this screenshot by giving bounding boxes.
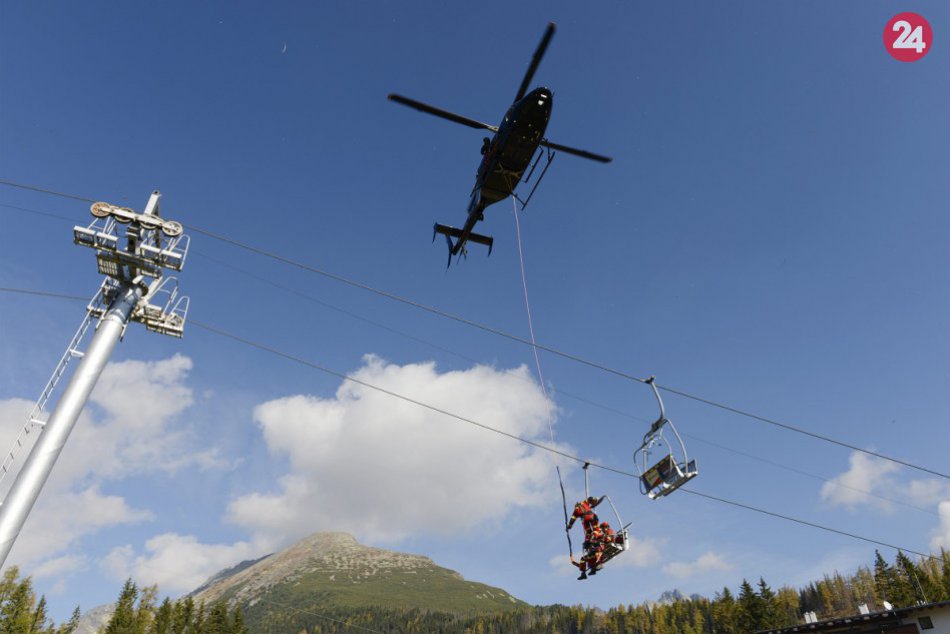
[646,459,698,499]
[641,454,677,490]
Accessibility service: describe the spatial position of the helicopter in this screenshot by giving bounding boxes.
[388,22,612,266]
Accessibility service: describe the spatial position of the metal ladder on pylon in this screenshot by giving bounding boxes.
[0,284,106,499]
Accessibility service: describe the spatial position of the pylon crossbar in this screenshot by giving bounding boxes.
[74,217,189,278]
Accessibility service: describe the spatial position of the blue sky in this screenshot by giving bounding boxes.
[1,1,949,622]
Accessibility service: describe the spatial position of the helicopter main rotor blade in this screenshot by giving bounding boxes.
[514,22,556,103]
[388,94,498,132]
[540,139,612,163]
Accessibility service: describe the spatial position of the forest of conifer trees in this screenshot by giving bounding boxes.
[2,548,949,633]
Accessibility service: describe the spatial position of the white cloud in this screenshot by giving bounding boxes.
[31,554,87,579]
[103,534,256,595]
[228,355,565,545]
[0,355,220,577]
[59,354,207,483]
[821,451,950,516]
[615,534,666,568]
[663,552,732,579]
[907,479,950,508]
[820,452,901,511]
[92,354,194,432]
[12,486,154,565]
[930,501,950,551]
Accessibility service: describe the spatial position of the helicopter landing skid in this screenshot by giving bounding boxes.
[513,147,556,211]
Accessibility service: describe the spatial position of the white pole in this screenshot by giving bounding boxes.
[0,282,142,567]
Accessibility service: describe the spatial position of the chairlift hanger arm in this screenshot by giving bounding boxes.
[634,376,669,449]
[583,461,590,498]
[646,376,666,420]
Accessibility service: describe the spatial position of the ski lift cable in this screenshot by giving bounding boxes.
[189,318,589,465]
[193,250,480,366]
[0,207,645,428]
[180,225,950,481]
[677,488,937,562]
[1,178,948,481]
[175,233,950,482]
[0,287,87,301]
[8,269,936,519]
[0,285,939,562]
[196,251,946,516]
[0,179,93,203]
[6,285,949,524]
[686,434,950,521]
[186,317,938,562]
[0,201,77,222]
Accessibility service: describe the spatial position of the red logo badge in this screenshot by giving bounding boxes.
[884,13,933,62]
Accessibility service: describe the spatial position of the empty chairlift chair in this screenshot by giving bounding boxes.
[635,377,698,499]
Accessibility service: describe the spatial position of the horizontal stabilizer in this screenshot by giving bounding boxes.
[466,232,494,248]
[433,223,464,239]
[433,224,494,251]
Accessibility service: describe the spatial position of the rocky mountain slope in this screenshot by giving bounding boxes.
[191,531,525,615]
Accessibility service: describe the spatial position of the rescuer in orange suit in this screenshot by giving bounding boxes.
[573,538,606,580]
[566,495,605,537]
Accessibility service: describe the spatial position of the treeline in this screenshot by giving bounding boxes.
[101,579,247,633]
[0,567,80,633]
[6,548,950,633]
[0,570,244,634]
[240,548,950,633]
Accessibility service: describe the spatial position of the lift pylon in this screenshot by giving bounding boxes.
[0,191,190,567]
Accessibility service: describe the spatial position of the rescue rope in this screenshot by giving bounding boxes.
[511,198,575,559]
[511,196,555,445]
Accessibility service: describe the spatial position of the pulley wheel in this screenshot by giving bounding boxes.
[161,220,183,237]
[91,202,112,218]
[139,216,161,230]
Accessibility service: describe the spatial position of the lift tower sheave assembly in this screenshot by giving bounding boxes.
[0,191,190,567]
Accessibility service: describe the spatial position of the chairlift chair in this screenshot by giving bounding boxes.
[635,377,698,499]
[559,463,630,572]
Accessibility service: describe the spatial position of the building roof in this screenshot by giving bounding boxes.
[755,599,950,634]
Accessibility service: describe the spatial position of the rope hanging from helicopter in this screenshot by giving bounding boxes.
[510,195,568,539]
[510,197,629,579]
[511,196,629,579]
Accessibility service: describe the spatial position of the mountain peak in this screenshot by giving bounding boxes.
[279,531,364,558]
[191,531,521,616]
[656,589,685,605]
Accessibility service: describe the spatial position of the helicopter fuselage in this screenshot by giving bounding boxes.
[390,22,610,265]
[447,87,552,255]
[474,86,553,213]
